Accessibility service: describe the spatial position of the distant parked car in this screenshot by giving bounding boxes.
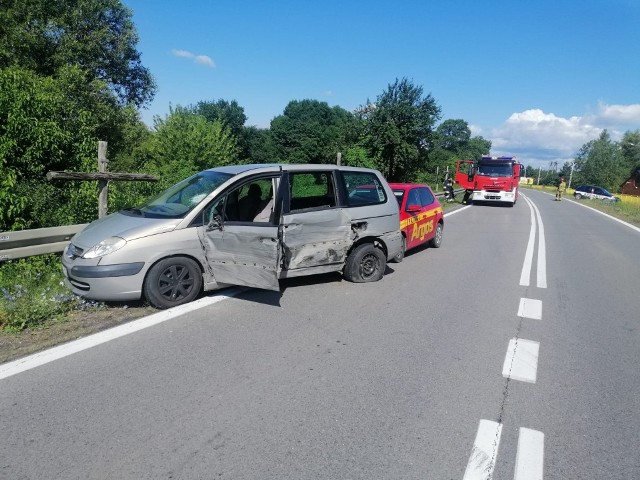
[573,185,621,203]
[388,183,444,262]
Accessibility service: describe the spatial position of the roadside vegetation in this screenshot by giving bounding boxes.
[0,255,107,332]
[1,0,639,333]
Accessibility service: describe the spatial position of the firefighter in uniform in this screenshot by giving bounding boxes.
[443,175,455,202]
[555,177,566,201]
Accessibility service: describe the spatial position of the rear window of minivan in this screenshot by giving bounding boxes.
[343,171,387,207]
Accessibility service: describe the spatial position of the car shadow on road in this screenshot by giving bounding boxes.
[230,265,397,308]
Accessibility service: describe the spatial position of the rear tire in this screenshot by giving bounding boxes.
[429,222,443,248]
[343,243,386,283]
[143,257,202,309]
[575,193,583,199]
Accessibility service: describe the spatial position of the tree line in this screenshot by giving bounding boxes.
[1,0,639,232]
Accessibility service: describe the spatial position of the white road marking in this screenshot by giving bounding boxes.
[519,194,547,289]
[539,190,640,234]
[514,427,544,480]
[518,298,542,320]
[0,289,243,380]
[519,195,537,287]
[444,204,473,217]
[502,338,540,383]
[530,201,547,289]
[463,419,503,480]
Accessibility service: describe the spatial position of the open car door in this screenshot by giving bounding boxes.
[455,159,475,190]
[199,177,282,291]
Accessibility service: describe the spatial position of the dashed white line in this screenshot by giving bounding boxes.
[518,298,542,320]
[514,427,544,480]
[463,419,503,480]
[502,338,540,384]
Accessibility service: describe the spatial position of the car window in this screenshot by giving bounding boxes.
[418,187,435,206]
[205,177,276,224]
[343,171,387,207]
[289,172,336,212]
[406,189,421,209]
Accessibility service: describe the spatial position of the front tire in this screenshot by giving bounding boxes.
[343,243,386,283]
[429,222,443,248]
[143,257,202,309]
[575,193,582,199]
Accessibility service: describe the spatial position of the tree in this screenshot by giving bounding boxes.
[573,130,626,192]
[0,0,155,107]
[194,100,247,138]
[242,126,277,164]
[137,107,239,189]
[620,130,640,176]
[361,78,441,181]
[0,66,109,229]
[436,119,471,152]
[428,119,491,183]
[270,100,358,164]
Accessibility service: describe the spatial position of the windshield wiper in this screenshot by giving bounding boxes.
[121,207,145,216]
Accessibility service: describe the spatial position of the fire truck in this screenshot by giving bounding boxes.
[455,155,524,206]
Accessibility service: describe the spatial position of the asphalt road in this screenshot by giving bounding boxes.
[1,189,639,479]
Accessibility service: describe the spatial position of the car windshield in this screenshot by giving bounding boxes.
[122,171,234,219]
[477,162,513,177]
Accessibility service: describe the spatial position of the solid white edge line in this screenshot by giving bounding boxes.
[537,190,640,234]
[463,419,503,480]
[0,288,244,380]
[444,204,473,217]
[529,200,547,289]
[519,195,536,286]
[514,427,544,480]
[517,298,542,320]
[502,338,540,384]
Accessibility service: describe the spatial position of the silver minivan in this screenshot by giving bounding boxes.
[62,164,402,308]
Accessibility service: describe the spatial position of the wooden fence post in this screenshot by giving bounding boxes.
[98,141,109,218]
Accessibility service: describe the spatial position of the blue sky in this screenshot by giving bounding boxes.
[125,0,640,168]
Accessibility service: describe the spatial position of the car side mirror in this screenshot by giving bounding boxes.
[207,214,223,231]
[406,204,421,213]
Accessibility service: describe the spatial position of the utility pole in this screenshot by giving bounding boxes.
[567,162,575,189]
[537,167,541,185]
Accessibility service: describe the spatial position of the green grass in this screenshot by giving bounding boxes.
[0,254,105,332]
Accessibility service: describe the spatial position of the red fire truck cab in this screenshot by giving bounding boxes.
[455,155,524,206]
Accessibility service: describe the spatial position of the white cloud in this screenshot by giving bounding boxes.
[170,49,215,68]
[488,109,603,167]
[194,55,215,67]
[596,102,640,124]
[486,104,640,168]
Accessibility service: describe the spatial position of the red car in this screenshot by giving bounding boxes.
[388,183,444,262]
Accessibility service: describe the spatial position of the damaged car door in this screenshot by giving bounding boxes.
[279,171,353,275]
[200,176,282,291]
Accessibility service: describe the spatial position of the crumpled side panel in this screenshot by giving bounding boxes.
[282,209,355,270]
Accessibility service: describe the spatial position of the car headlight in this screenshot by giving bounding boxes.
[83,237,127,259]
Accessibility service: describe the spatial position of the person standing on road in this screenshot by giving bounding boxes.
[555,177,566,201]
[443,175,455,202]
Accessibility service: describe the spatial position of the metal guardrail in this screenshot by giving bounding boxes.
[0,188,466,262]
[0,224,88,261]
